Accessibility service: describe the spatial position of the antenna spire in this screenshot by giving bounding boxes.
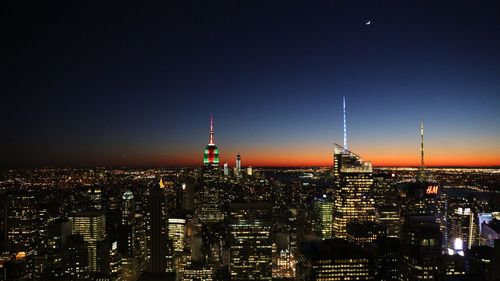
[209,114,214,145]
[420,120,424,168]
[343,97,348,150]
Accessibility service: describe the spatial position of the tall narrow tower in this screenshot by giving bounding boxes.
[418,120,425,181]
[343,97,348,150]
[203,114,220,167]
[420,120,424,168]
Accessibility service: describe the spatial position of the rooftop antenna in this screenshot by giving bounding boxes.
[418,119,425,181]
[343,96,348,150]
[420,120,424,168]
[209,114,214,145]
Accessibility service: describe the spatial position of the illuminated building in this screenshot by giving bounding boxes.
[149,179,168,273]
[246,166,253,176]
[72,210,106,273]
[168,218,186,253]
[313,197,333,239]
[235,153,241,177]
[97,239,122,278]
[296,239,375,281]
[346,221,383,248]
[203,114,219,167]
[5,191,37,277]
[46,218,72,278]
[229,220,272,280]
[223,162,229,176]
[198,170,224,223]
[332,144,376,238]
[119,190,136,280]
[229,202,273,280]
[181,265,213,281]
[88,187,102,210]
[236,153,241,171]
[378,204,401,238]
[447,202,476,252]
[400,216,442,281]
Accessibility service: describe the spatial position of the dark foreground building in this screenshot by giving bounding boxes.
[296,239,375,281]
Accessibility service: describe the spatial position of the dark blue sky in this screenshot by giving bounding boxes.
[1,0,499,167]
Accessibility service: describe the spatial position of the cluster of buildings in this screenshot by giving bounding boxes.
[0,112,499,281]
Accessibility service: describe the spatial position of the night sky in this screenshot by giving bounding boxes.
[2,0,499,168]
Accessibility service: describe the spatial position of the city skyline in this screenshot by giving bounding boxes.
[2,1,499,168]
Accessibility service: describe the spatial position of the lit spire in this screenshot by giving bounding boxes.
[209,114,214,145]
[420,120,424,168]
[343,96,348,150]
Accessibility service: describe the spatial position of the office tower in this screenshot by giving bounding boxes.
[236,153,241,176]
[198,170,224,223]
[63,234,90,279]
[46,218,72,277]
[181,265,213,281]
[120,190,136,280]
[246,166,253,176]
[122,190,135,226]
[346,221,383,247]
[203,114,219,167]
[72,210,106,272]
[447,199,476,252]
[149,179,168,273]
[378,204,401,238]
[313,197,333,239]
[223,162,229,176]
[400,216,442,281]
[375,237,400,281]
[168,218,185,253]
[229,221,272,280]
[120,190,135,256]
[88,187,102,210]
[96,239,122,278]
[5,191,37,278]
[229,202,273,280]
[296,239,375,281]
[332,144,376,238]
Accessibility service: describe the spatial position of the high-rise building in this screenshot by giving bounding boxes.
[313,197,333,239]
[400,216,442,281]
[72,210,106,273]
[149,179,168,273]
[223,162,229,176]
[168,218,185,253]
[229,202,273,280]
[229,220,272,280]
[203,114,219,167]
[5,191,38,278]
[296,239,375,281]
[332,144,376,238]
[446,199,476,252]
[119,190,137,280]
[236,153,241,176]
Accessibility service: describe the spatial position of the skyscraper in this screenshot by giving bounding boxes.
[313,197,333,239]
[332,144,376,238]
[229,202,273,280]
[203,114,219,167]
[149,179,168,273]
[72,210,106,272]
[5,191,37,278]
[296,239,375,281]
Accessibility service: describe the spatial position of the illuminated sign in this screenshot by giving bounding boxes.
[426,185,438,195]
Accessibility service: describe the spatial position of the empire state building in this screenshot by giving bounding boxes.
[203,114,219,167]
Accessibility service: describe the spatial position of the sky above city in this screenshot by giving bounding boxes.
[1,0,500,168]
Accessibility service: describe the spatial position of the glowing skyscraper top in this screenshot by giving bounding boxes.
[204,114,219,166]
